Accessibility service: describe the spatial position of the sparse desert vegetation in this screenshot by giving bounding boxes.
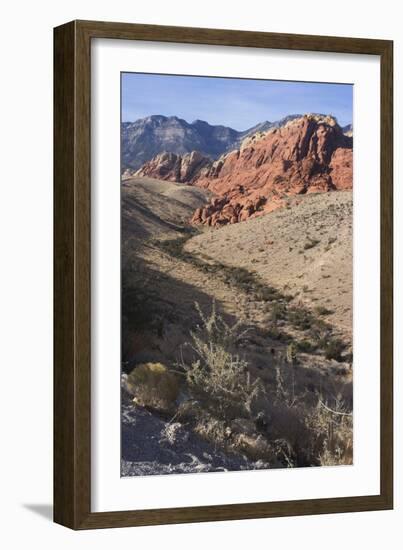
[121,177,353,475]
[124,301,352,468]
[119,67,354,479]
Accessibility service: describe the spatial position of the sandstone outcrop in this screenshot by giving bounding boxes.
[122,114,305,171]
[192,115,352,226]
[134,114,353,227]
[135,150,211,183]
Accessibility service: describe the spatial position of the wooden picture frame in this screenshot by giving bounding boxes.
[54,19,393,529]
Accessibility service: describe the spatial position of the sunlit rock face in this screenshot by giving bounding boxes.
[135,115,352,227]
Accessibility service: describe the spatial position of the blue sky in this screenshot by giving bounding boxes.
[122,72,353,130]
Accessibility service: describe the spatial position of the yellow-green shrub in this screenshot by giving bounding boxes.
[127,362,179,413]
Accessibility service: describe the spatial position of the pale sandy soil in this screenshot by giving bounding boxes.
[185,191,353,342]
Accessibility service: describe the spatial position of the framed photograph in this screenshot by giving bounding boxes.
[54,20,393,529]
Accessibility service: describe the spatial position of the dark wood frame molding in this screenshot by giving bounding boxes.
[54,20,393,529]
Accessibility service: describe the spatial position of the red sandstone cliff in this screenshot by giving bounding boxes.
[134,115,353,227]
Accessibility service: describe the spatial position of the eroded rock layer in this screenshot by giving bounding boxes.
[134,115,353,227]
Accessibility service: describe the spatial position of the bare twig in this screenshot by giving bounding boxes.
[319,399,353,417]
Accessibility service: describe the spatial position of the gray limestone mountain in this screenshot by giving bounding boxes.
[122,115,239,171]
[121,114,307,171]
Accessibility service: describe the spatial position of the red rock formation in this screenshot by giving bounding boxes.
[191,115,352,226]
[329,147,353,190]
[135,150,211,183]
[135,115,353,227]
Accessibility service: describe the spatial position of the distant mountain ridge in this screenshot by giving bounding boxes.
[342,123,353,136]
[121,114,320,171]
[122,115,239,171]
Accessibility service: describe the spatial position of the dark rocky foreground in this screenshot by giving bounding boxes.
[121,402,271,476]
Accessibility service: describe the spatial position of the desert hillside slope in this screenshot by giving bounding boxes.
[121,109,354,474]
[122,176,212,241]
[122,179,352,372]
[121,177,353,473]
[185,190,353,340]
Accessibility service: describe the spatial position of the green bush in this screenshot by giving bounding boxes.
[266,327,289,342]
[286,343,298,364]
[314,305,334,316]
[270,302,287,322]
[303,239,320,250]
[296,339,318,353]
[323,338,346,362]
[288,306,313,331]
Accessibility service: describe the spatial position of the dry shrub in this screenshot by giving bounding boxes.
[260,358,353,467]
[176,302,353,468]
[194,415,228,446]
[126,362,179,413]
[159,422,189,446]
[192,409,285,464]
[178,302,265,420]
[233,433,275,461]
[306,396,353,466]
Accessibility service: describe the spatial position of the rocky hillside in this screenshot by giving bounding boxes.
[186,190,353,340]
[130,150,211,184]
[122,115,241,171]
[135,114,353,227]
[121,175,212,242]
[342,123,353,136]
[122,114,306,172]
[121,177,353,473]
